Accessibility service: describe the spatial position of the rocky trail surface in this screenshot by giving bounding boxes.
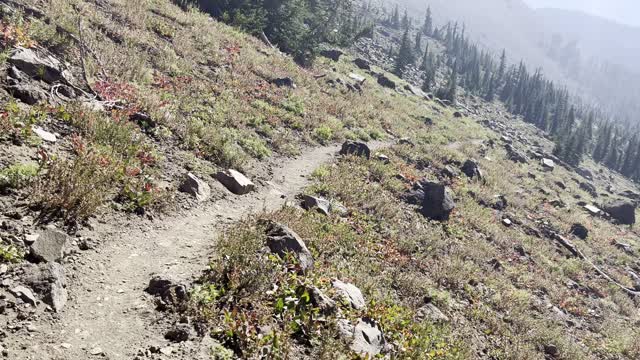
[6,142,388,360]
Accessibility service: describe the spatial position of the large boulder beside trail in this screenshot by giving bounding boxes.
[28,230,68,264]
[340,141,371,159]
[338,318,386,356]
[215,169,255,195]
[603,201,636,225]
[264,221,314,271]
[179,173,211,202]
[22,262,67,312]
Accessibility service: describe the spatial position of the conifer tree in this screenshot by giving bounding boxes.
[414,32,422,54]
[422,6,433,36]
[394,28,413,76]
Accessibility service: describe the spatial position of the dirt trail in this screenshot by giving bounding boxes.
[10,142,388,360]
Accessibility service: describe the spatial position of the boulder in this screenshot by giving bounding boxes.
[309,286,336,314]
[418,181,456,221]
[320,49,344,61]
[603,201,636,225]
[22,263,67,312]
[580,182,597,197]
[377,74,396,89]
[351,318,386,356]
[29,230,68,263]
[264,221,314,271]
[165,324,192,343]
[576,167,594,181]
[215,169,255,195]
[8,47,73,84]
[271,77,296,88]
[179,173,211,202]
[332,279,365,310]
[145,275,189,309]
[7,84,48,105]
[302,195,331,215]
[339,141,371,159]
[453,111,463,118]
[541,158,555,171]
[441,165,458,179]
[416,303,449,323]
[505,144,528,163]
[353,58,371,70]
[461,159,483,180]
[348,73,365,83]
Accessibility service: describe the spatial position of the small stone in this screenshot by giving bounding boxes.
[32,127,57,142]
[26,324,37,332]
[178,173,211,202]
[29,229,68,263]
[10,285,38,306]
[24,234,40,246]
[61,343,72,349]
[502,218,512,227]
[339,141,371,159]
[165,324,191,343]
[264,221,314,271]
[302,195,331,215]
[90,347,103,356]
[541,158,555,171]
[159,346,173,355]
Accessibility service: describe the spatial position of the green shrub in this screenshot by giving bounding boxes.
[0,163,39,190]
[313,125,333,144]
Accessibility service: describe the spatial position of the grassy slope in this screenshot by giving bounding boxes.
[1,1,639,359]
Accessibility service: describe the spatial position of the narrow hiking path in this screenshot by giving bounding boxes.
[10,142,389,360]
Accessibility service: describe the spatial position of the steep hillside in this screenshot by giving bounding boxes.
[0,1,639,360]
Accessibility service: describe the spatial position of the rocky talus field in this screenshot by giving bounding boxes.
[0,1,638,359]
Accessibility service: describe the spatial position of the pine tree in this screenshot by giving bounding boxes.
[401,9,410,30]
[497,49,507,86]
[394,28,413,76]
[422,6,433,36]
[414,32,422,54]
[621,136,638,176]
[391,4,400,28]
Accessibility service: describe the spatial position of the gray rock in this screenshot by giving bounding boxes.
[461,159,483,180]
[505,144,528,163]
[332,279,365,310]
[580,182,597,197]
[145,275,189,307]
[165,324,192,343]
[603,201,636,225]
[453,111,463,118]
[179,173,211,202]
[264,221,314,271]
[7,84,48,105]
[348,73,366,83]
[340,141,371,159]
[584,204,601,215]
[29,230,68,263]
[417,181,456,221]
[32,127,57,142]
[302,195,331,215]
[10,285,37,306]
[8,47,73,84]
[309,286,336,314]
[376,154,390,164]
[351,318,386,356]
[215,169,255,195]
[541,158,555,171]
[570,223,589,240]
[23,262,67,312]
[416,303,449,323]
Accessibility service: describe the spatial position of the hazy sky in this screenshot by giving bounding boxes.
[524,0,640,27]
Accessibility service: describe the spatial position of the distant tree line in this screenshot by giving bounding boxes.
[178,0,373,65]
[386,5,640,179]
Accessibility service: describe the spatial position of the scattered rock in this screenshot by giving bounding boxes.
[505,144,528,163]
[398,137,415,146]
[555,181,567,190]
[354,58,371,70]
[416,181,456,221]
[165,324,192,343]
[159,346,173,355]
[576,168,594,181]
[570,224,589,240]
[179,173,211,202]
[309,286,336,314]
[264,221,314,271]
[453,111,463,118]
[90,347,103,356]
[461,159,483,180]
[613,241,634,254]
[215,169,255,195]
[603,200,636,225]
[302,195,331,215]
[271,77,296,88]
[10,285,37,306]
[541,158,555,171]
[491,195,508,210]
[416,303,449,323]
[348,73,366,83]
[339,140,371,159]
[8,47,73,84]
[544,344,559,359]
[7,84,48,105]
[320,49,344,61]
[376,74,396,89]
[332,279,366,310]
[441,165,458,179]
[376,154,390,164]
[351,318,386,356]
[23,262,67,312]
[502,218,513,227]
[29,229,68,263]
[584,204,601,216]
[32,127,57,143]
